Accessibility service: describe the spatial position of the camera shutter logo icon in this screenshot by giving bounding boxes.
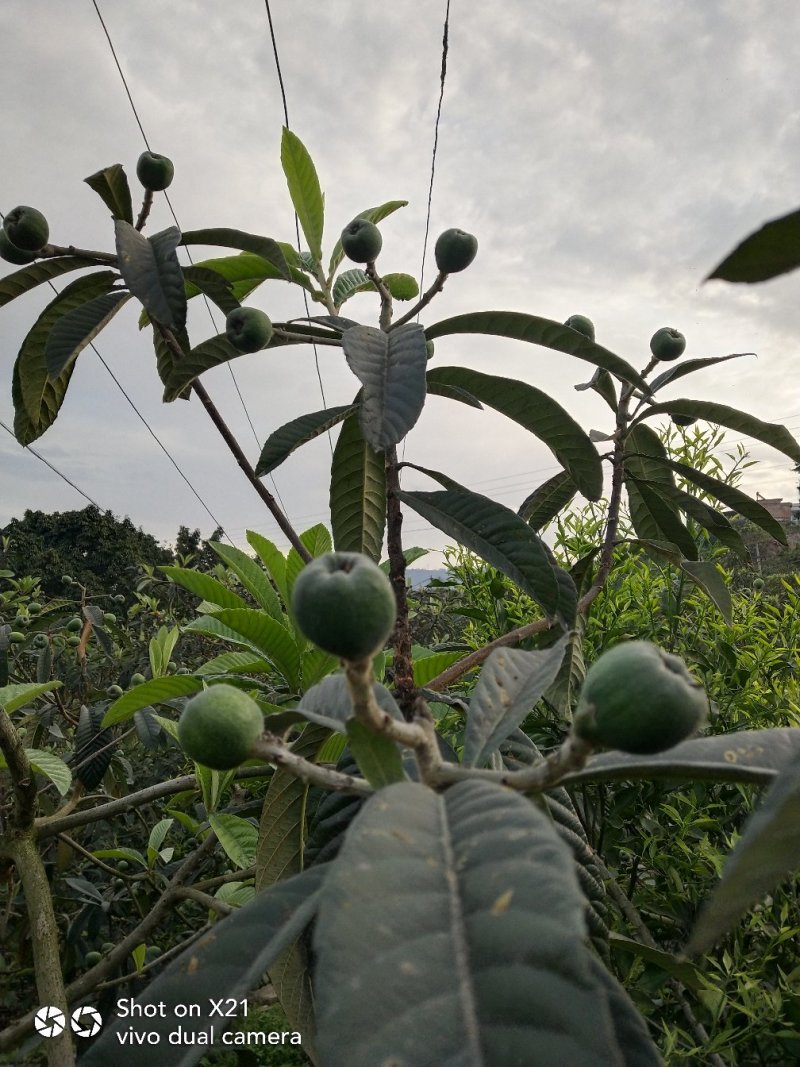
[34,1006,66,1038]
[71,1006,103,1037]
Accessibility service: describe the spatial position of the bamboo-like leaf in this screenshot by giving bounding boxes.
[159,566,250,610]
[180,229,290,281]
[425,311,649,391]
[518,470,578,530]
[12,271,120,444]
[398,488,567,620]
[463,636,569,767]
[314,779,628,1067]
[0,257,108,308]
[207,542,283,620]
[686,752,800,956]
[706,206,800,283]
[428,366,602,500]
[84,163,134,223]
[115,221,186,330]
[330,413,386,560]
[46,290,131,379]
[343,323,428,449]
[327,200,408,278]
[256,404,357,476]
[281,128,324,264]
[680,560,732,624]
[648,353,752,394]
[78,866,325,1066]
[634,399,800,465]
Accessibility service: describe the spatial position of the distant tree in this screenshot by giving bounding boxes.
[173,524,225,572]
[0,505,174,597]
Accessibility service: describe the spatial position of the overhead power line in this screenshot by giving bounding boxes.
[1,419,101,508]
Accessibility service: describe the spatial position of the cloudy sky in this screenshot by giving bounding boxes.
[2,1,799,568]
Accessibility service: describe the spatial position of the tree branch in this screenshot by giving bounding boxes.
[389,271,447,330]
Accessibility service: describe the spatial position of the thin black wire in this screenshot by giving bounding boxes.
[263,0,331,450]
[90,0,289,520]
[1,420,101,508]
[418,0,451,302]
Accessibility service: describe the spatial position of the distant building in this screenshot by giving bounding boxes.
[754,494,795,523]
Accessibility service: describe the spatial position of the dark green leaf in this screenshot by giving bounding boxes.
[425,311,649,392]
[518,469,578,530]
[687,751,800,955]
[330,413,386,560]
[207,542,283,620]
[247,531,289,608]
[587,954,667,1065]
[648,353,753,394]
[180,229,291,281]
[463,636,569,766]
[314,779,623,1067]
[0,257,108,308]
[281,128,325,264]
[645,480,748,558]
[575,366,618,411]
[706,206,800,283]
[607,934,704,991]
[397,460,465,492]
[102,676,203,727]
[398,488,567,621]
[79,866,325,1067]
[75,704,114,789]
[296,674,403,733]
[343,323,428,449]
[626,478,698,560]
[680,560,733,624]
[345,719,406,787]
[83,163,134,224]
[159,566,250,609]
[327,200,408,278]
[153,322,192,399]
[181,265,239,316]
[427,366,602,500]
[186,610,300,689]
[256,404,357,476]
[45,290,131,378]
[160,333,239,401]
[133,706,162,750]
[425,375,483,409]
[114,222,187,330]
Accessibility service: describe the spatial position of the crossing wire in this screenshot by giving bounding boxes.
[0,419,101,509]
[418,0,451,302]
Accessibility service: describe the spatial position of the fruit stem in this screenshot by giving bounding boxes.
[385,447,417,718]
[135,190,154,232]
[364,261,393,331]
[250,734,373,795]
[389,270,447,331]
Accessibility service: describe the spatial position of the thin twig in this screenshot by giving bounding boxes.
[389,271,447,330]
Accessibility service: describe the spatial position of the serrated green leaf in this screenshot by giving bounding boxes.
[281,128,324,264]
[397,488,564,619]
[84,163,134,223]
[46,290,131,379]
[0,681,62,714]
[208,541,283,620]
[25,749,72,796]
[518,470,578,530]
[314,779,625,1067]
[186,610,300,689]
[425,311,649,392]
[159,566,250,610]
[343,323,428,449]
[327,200,408,279]
[0,258,108,308]
[114,222,186,330]
[706,206,800,283]
[102,676,204,727]
[92,847,147,867]
[180,229,290,281]
[680,559,732,624]
[332,267,371,307]
[330,413,386,560]
[209,813,259,870]
[285,524,333,605]
[148,817,174,854]
[463,636,569,767]
[256,404,356,477]
[428,366,602,499]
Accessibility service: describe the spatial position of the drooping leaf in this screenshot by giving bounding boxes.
[343,323,428,449]
[114,221,187,330]
[463,636,569,767]
[45,290,131,379]
[327,200,408,278]
[281,128,324,264]
[574,366,618,411]
[180,229,290,281]
[397,488,566,620]
[626,477,698,560]
[0,681,62,715]
[159,566,251,610]
[518,469,578,530]
[634,399,800,465]
[207,541,283,620]
[680,559,732,624]
[706,206,800,283]
[134,706,163,750]
[646,480,748,558]
[256,404,357,476]
[84,163,134,224]
[12,271,120,444]
[209,813,259,870]
[247,531,289,608]
[186,610,300,690]
[425,311,649,391]
[75,703,114,788]
[78,866,325,1067]
[296,674,403,733]
[648,352,753,394]
[0,257,108,308]
[160,333,241,401]
[314,779,625,1067]
[330,412,386,560]
[332,267,372,307]
[425,375,483,409]
[687,751,800,956]
[345,720,406,788]
[102,676,204,727]
[180,264,239,316]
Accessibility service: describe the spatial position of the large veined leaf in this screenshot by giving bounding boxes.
[180,229,291,281]
[626,478,698,560]
[75,703,115,789]
[518,469,578,530]
[208,813,258,870]
[0,748,73,796]
[425,311,649,392]
[680,559,733,624]
[180,264,239,316]
[78,866,325,1067]
[256,404,357,476]
[706,206,800,283]
[281,127,325,264]
[332,268,418,307]
[247,530,290,607]
[114,221,187,330]
[314,779,632,1066]
[398,488,568,620]
[12,271,120,444]
[45,290,131,378]
[159,566,250,610]
[187,609,301,689]
[561,728,800,787]
[327,199,408,278]
[102,676,204,727]
[330,413,386,560]
[0,681,62,715]
[686,751,800,956]
[343,323,428,449]
[160,333,244,401]
[152,321,191,398]
[345,720,406,788]
[648,352,752,394]
[644,479,748,558]
[427,365,602,499]
[634,399,800,465]
[296,674,403,733]
[285,524,334,604]
[462,636,569,767]
[84,162,134,223]
[587,954,666,1066]
[207,541,283,620]
[0,257,107,308]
